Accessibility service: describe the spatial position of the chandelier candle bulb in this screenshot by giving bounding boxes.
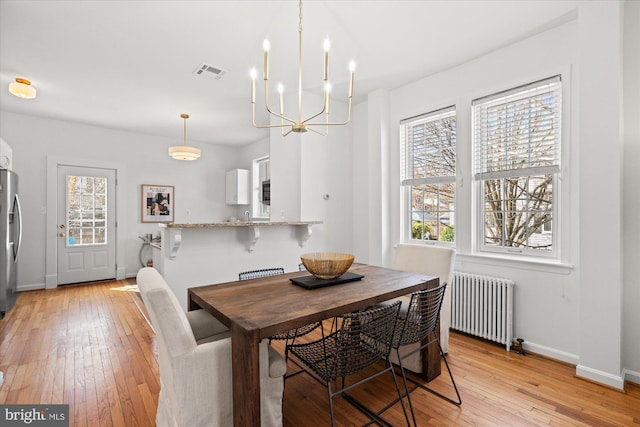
[349,61,356,98]
[278,83,284,125]
[250,69,256,103]
[263,39,270,80]
[278,85,284,112]
[323,39,330,81]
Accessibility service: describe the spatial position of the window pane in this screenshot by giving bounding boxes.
[68,229,79,246]
[473,76,561,177]
[66,175,108,247]
[81,228,94,244]
[410,183,455,242]
[94,228,106,244]
[482,175,553,251]
[474,77,560,257]
[95,194,106,210]
[402,107,456,244]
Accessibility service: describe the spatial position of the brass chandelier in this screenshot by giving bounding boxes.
[250,0,355,136]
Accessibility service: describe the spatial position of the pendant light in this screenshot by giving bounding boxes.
[168,113,201,161]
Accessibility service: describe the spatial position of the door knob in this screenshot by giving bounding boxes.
[58,232,65,237]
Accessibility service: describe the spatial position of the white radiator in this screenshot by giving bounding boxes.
[450,272,514,351]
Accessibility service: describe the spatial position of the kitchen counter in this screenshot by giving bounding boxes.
[153,220,326,309]
[164,221,322,228]
[159,221,323,256]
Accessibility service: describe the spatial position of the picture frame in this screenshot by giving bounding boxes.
[141,184,175,223]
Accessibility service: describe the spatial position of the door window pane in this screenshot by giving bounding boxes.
[66,175,108,246]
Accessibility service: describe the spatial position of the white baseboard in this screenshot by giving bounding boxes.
[576,364,625,390]
[523,340,579,365]
[45,274,57,289]
[524,341,625,389]
[623,368,640,385]
[17,283,45,292]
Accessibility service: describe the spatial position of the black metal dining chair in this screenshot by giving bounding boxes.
[238,267,322,370]
[389,284,461,426]
[238,267,285,280]
[288,301,411,427]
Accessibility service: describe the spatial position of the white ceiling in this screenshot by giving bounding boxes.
[0,0,579,147]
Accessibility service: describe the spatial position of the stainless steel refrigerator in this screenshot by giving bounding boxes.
[0,169,21,319]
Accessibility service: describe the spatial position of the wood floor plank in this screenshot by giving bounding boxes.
[1,279,639,426]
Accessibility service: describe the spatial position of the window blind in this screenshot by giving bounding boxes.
[472,76,561,180]
[401,106,456,186]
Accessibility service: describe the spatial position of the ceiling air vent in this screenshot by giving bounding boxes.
[193,63,226,79]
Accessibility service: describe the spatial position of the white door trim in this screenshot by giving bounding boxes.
[45,156,126,288]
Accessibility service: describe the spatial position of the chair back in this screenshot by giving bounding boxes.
[393,243,455,352]
[332,301,402,378]
[239,267,285,280]
[394,284,447,348]
[137,267,197,358]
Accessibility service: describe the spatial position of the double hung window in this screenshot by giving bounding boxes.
[401,106,456,243]
[472,76,561,256]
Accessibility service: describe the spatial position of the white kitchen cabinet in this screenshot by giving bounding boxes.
[225,169,249,205]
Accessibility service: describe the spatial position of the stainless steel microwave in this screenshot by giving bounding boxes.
[261,180,270,205]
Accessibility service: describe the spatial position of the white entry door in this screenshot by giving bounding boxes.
[57,165,116,285]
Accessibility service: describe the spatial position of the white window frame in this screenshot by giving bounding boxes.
[400,106,456,245]
[472,75,562,259]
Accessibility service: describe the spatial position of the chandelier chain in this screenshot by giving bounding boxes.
[298,0,303,33]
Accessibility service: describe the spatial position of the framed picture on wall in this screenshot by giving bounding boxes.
[141,184,175,223]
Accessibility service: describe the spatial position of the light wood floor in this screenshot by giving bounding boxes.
[1,279,638,426]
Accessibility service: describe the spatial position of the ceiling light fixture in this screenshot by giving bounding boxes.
[168,114,201,161]
[250,0,355,136]
[9,78,37,99]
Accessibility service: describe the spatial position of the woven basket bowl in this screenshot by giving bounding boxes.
[300,252,355,280]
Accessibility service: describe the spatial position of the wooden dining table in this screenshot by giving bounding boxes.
[187,263,440,427]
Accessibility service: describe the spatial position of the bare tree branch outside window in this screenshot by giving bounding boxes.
[475,77,561,253]
[403,108,456,242]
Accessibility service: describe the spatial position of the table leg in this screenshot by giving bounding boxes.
[231,324,261,427]
[420,279,442,381]
[420,332,442,381]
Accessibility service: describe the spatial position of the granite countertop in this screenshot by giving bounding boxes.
[161,221,322,228]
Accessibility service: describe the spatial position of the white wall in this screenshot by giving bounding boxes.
[0,93,355,292]
[575,0,623,389]
[269,91,354,254]
[351,1,637,387]
[0,111,240,286]
[622,0,640,384]
[351,101,370,263]
[388,18,581,362]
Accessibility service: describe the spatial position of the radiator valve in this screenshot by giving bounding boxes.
[512,338,525,355]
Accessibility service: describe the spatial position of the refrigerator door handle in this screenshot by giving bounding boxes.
[13,193,22,261]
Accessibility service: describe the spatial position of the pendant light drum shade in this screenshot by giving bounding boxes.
[9,78,36,99]
[168,145,200,161]
[169,113,200,160]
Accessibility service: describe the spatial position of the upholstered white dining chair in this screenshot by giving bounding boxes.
[389,243,456,374]
[136,267,286,427]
